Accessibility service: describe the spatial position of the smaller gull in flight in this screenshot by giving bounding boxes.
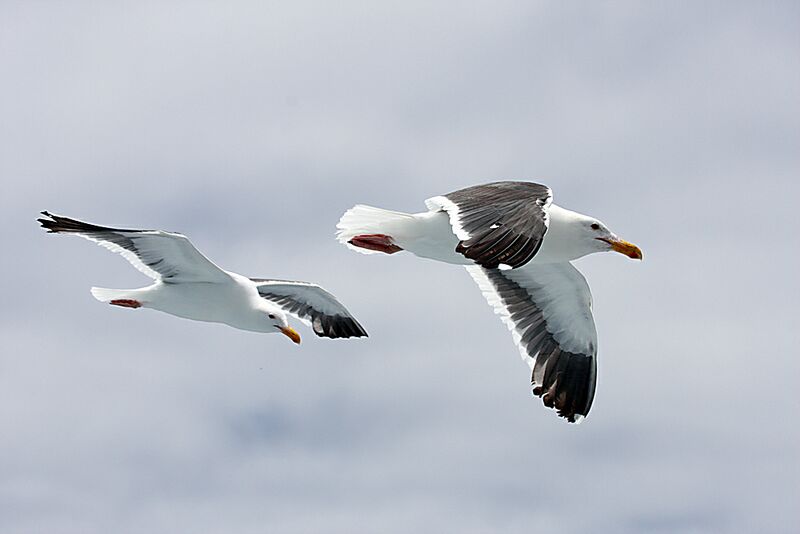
[337,181,641,422]
[39,212,368,343]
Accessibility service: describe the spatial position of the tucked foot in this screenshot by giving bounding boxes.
[349,234,403,254]
[109,299,142,309]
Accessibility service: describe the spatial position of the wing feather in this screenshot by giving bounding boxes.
[38,212,230,283]
[426,181,552,269]
[252,279,368,339]
[465,262,597,423]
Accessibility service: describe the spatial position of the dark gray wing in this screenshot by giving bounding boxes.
[38,211,231,283]
[425,181,552,269]
[466,263,597,423]
[251,279,368,339]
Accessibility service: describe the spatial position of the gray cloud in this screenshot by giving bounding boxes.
[1,1,798,533]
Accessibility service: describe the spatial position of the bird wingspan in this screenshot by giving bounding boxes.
[465,262,597,423]
[251,279,368,339]
[38,211,231,283]
[426,181,552,269]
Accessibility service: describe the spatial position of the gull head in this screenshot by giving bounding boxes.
[577,215,643,260]
[261,304,301,344]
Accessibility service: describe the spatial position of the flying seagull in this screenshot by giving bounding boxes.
[337,181,641,422]
[39,211,368,343]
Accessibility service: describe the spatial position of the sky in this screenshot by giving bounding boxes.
[1,1,798,532]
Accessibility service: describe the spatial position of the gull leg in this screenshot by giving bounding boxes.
[349,234,403,254]
[109,299,142,309]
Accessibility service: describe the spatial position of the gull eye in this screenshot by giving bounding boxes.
[268,314,276,319]
[591,223,600,231]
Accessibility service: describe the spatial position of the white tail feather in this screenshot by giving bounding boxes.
[336,205,413,254]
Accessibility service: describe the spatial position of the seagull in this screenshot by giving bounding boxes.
[39,211,368,343]
[337,181,641,422]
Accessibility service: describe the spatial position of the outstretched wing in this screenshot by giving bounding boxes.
[38,211,231,283]
[426,181,552,269]
[251,279,368,339]
[466,262,597,423]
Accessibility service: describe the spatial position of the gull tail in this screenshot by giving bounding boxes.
[336,205,412,255]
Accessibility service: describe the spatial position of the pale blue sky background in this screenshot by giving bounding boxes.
[1,1,798,533]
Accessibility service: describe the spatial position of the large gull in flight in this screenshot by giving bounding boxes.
[39,212,368,343]
[337,181,641,422]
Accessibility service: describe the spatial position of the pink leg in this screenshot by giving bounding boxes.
[110,299,142,309]
[349,234,403,254]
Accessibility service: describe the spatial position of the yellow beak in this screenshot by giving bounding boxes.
[599,237,643,260]
[280,326,302,344]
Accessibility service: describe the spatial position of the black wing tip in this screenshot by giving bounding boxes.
[316,332,369,340]
[533,386,589,424]
[37,212,143,235]
[38,210,66,233]
[532,355,595,424]
[37,211,96,234]
[314,315,369,340]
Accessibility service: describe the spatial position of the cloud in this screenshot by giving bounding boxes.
[1,1,798,532]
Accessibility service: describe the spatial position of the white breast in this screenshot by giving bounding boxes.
[144,279,269,332]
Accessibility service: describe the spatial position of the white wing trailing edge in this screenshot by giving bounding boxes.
[466,262,597,423]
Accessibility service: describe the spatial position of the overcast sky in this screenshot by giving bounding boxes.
[1,1,798,533]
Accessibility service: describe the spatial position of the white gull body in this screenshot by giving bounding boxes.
[345,204,595,266]
[337,181,641,422]
[115,272,278,332]
[39,212,368,342]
